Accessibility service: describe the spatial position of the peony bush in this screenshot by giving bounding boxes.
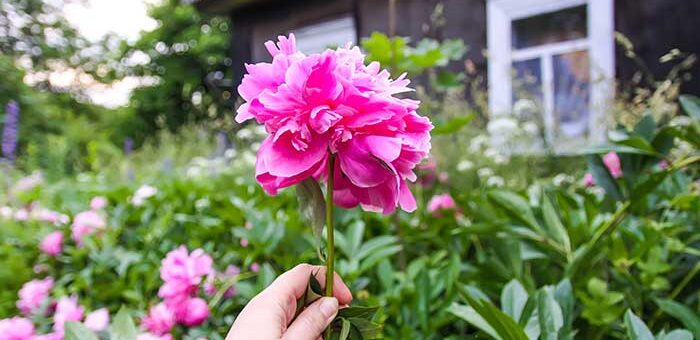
[1,54,699,340]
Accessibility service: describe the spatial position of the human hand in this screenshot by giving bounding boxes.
[226,264,353,340]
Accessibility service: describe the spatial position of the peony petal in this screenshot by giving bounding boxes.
[263,133,327,178]
[338,138,392,188]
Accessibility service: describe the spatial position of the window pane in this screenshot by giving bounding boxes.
[553,51,590,138]
[512,5,587,49]
[292,16,356,54]
[512,58,543,115]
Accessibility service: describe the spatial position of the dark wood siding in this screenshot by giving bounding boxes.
[220,0,700,97]
[614,0,700,95]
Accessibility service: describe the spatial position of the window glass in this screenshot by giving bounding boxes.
[553,51,590,138]
[292,16,356,54]
[512,5,587,49]
[512,58,543,111]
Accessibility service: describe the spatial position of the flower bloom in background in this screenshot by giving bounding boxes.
[17,277,53,315]
[178,297,209,327]
[603,152,623,178]
[156,246,212,328]
[2,100,20,162]
[90,196,108,210]
[40,232,63,257]
[36,208,70,226]
[142,303,176,335]
[583,173,595,187]
[250,262,260,273]
[11,172,43,196]
[53,296,84,334]
[14,208,29,221]
[236,34,432,214]
[158,246,212,300]
[132,185,158,206]
[84,308,110,332]
[427,194,457,217]
[71,210,106,245]
[0,316,35,339]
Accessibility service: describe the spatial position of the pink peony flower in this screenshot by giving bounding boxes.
[142,303,175,336]
[84,308,109,332]
[40,232,63,257]
[53,296,84,334]
[178,297,209,327]
[71,210,106,245]
[583,173,595,187]
[239,238,249,247]
[602,152,623,178]
[236,34,432,215]
[17,277,53,315]
[0,317,35,340]
[158,246,213,300]
[90,196,108,210]
[427,194,457,217]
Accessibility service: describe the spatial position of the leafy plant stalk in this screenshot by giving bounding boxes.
[324,153,336,340]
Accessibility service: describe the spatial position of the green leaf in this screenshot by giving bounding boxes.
[624,309,654,340]
[586,155,623,201]
[538,287,564,340]
[654,298,700,338]
[501,279,528,322]
[296,178,326,260]
[433,70,465,90]
[542,195,571,254]
[294,274,324,320]
[679,94,700,120]
[456,287,530,340]
[582,144,659,156]
[449,303,502,340]
[64,322,99,340]
[554,279,575,332]
[489,191,543,233]
[633,114,656,141]
[338,306,380,319]
[432,113,475,135]
[110,307,138,340]
[632,156,700,201]
[659,329,693,340]
[339,318,351,340]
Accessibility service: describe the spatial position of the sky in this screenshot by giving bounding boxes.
[62,0,160,107]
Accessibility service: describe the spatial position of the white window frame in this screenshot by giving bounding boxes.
[487,0,615,148]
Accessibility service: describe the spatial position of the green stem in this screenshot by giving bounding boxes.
[324,153,336,340]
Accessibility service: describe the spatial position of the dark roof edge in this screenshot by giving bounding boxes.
[195,0,272,15]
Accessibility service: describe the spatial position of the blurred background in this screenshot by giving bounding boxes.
[1,0,699,339]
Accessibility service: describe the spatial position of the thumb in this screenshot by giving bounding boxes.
[283,297,338,340]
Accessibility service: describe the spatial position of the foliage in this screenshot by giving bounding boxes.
[115,0,232,144]
[1,92,699,339]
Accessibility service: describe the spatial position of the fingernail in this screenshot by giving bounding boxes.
[319,297,338,318]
